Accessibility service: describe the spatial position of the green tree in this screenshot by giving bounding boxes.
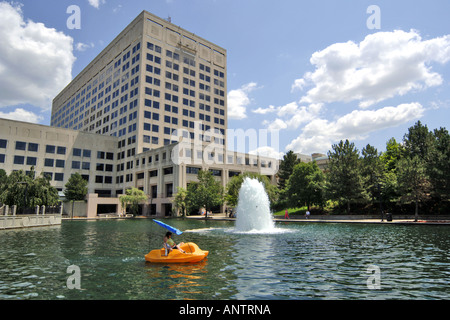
[403,120,434,160]
[285,161,325,210]
[225,172,277,208]
[64,173,88,201]
[361,144,384,205]
[380,137,402,172]
[186,170,224,215]
[428,127,450,202]
[119,188,148,216]
[29,173,59,207]
[277,150,300,190]
[327,139,368,214]
[64,173,88,218]
[0,169,8,201]
[0,169,59,208]
[172,187,188,217]
[379,138,402,206]
[397,156,431,221]
[0,170,33,208]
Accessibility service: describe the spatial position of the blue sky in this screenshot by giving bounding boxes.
[0,0,449,158]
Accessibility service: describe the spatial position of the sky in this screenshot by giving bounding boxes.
[0,0,449,159]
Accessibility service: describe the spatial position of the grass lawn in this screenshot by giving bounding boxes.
[273,207,307,216]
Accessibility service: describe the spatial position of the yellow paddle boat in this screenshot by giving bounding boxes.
[145,242,209,263]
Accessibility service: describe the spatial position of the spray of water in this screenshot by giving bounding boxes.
[234,178,275,233]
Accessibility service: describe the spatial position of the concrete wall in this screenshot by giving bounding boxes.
[0,215,62,230]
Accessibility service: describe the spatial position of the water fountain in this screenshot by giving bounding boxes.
[234,178,275,233]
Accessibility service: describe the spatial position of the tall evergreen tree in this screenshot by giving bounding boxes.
[397,156,430,221]
[380,137,402,172]
[403,120,434,160]
[327,140,368,213]
[277,150,300,190]
[428,127,450,202]
[361,144,384,205]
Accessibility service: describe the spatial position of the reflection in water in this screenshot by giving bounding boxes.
[0,219,448,300]
[145,260,208,293]
[230,235,279,299]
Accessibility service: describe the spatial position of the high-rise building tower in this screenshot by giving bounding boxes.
[52,10,227,159]
[0,10,277,217]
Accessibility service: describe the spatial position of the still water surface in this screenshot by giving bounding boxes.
[0,219,448,300]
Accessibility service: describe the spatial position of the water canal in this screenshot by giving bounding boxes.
[0,218,448,300]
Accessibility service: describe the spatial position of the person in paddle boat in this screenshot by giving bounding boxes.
[163,231,185,255]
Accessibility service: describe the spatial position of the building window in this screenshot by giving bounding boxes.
[15,141,26,151]
[83,149,91,158]
[54,173,64,181]
[0,154,5,163]
[13,155,25,165]
[72,161,80,169]
[73,148,82,157]
[28,143,39,152]
[166,183,173,197]
[44,158,54,167]
[26,157,37,166]
[0,139,7,149]
[57,146,66,155]
[46,145,55,153]
[55,159,65,168]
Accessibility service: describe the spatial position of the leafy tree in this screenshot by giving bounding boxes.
[397,156,431,221]
[360,144,384,205]
[29,173,59,207]
[64,173,88,218]
[277,150,300,190]
[225,172,277,208]
[326,139,368,213]
[403,120,434,160]
[428,127,450,202]
[0,170,33,208]
[379,138,402,206]
[64,173,88,201]
[0,169,8,202]
[119,187,148,216]
[380,137,402,172]
[186,170,224,215]
[285,161,325,210]
[172,187,188,217]
[0,169,59,208]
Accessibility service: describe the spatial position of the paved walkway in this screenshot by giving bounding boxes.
[187,213,450,225]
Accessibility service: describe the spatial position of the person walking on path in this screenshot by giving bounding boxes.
[284,209,290,219]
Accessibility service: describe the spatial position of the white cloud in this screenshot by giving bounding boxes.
[286,102,425,155]
[88,0,106,9]
[75,42,94,52]
[252,105,276,115]
[267,118,287,131]
[0,2,76,110]
[261,102,324,131]
[294,30,450,108]
[249,146,284,160]
[227,82,258,120]
[0,108,43,123]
